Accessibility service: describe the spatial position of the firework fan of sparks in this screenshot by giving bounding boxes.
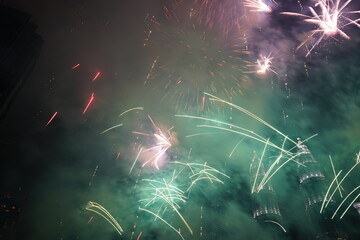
[282,0,360,56]
[244,0,274,13]
[131,115,174,171]
[145,0,250,113]
[248,53,277,75]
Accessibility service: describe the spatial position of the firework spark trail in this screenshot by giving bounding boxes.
[176,114,268,143]
[264,220,287,232]
[87,216,94,224]
[185,132,228,138]
[88,165,99,186]
[320,170,343,213]
[100,124,124,134]
[195,124,292,155]
[256,152,303,192]
[339,192,360,219]
[45,111,58,127]
[86,201,124,235]
[331,185,360,219]
[136,232,143,240]
[325,161,360,209]
[229,138,246,158]
[256,139,295,191]
[173,161,230,191]
[282,0,360,56]
[329,155,344,198]
[140,178,193,235]
[118,107,144,117]
[92,71,101,81]
[71,63,80,69]
[244,0,272,13]
[139,207,185,240]
[129,147,143,175]
[252,139,269,194]
[204,92,298,145]
[82,93,95,114]
[133,116,173,170]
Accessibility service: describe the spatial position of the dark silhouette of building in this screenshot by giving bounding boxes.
[296,141,347,240]
[250,151,286,238]
[0,4,43,119]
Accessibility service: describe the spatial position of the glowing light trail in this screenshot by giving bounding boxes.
[82,93,95,114]
[325,161,360,209]
[331,185,360,219]
[92,71,101,81]
[45,111,58,127]
[320,170,343,213]
[329,155,343,198]
[86,201,124,236]
[264,220,287,232]
[139,207,185,240]
[71,63,80,69]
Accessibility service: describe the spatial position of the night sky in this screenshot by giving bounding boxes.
[0,0,359,239]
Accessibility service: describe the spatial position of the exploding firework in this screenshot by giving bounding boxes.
[145,0,250,112]
[282,0,360,56]
[248,53,277,75]
[131,115,174,171]
[244,0,273,13]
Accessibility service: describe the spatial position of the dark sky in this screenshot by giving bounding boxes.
[0,0,359,239]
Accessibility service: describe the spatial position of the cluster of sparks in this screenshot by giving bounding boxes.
[283,0,360,56]
[244,0,273,13]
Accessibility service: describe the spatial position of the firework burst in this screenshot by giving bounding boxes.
[282,0,360,56]
[244,0,273,13]
[145,0,250,113]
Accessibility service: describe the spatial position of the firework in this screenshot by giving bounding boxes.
[247,53,277,75]
[71,63,80,69]
[172,161,230,192]
[45,111,58,127]
[82,93,95,114]
[139,178,193,235]
[132,116,174,170]
[85,201,124,236]
[92,71,101,81]
[282,0,360,56]
[144,1,249,112]
[244,0,273,13]
[331,185,360,219]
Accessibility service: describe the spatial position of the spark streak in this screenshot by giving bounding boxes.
[82,93,95,114]
[86,201,124,235]
[71,63,80,69]
[264,220,287,232]
[45,111,58,127]
[331,185,360,219]
[92,71,101,81]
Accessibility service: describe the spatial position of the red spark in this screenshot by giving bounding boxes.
[45,112,58,127]
[71,64,80,69]
[136,232,143,240]
[82,93,95,114]
[116,152,121,160]
[87,216,94,224]
[92,72,101,81]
